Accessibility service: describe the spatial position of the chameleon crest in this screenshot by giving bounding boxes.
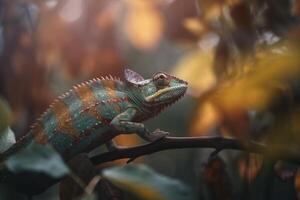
[0,69,188,162]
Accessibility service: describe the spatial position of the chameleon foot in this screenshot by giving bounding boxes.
[148,129,169,142]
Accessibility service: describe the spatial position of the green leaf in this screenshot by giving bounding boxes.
[0,183,26,200]
[5,143,70,178]
[102,164,194,200]
[0,127,15,153]
[80,193,97,200]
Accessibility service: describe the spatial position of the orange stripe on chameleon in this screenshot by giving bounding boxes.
[102,80,121,113]
[74,83,105,122]
[51,100,79,137]
[31,123,48,144]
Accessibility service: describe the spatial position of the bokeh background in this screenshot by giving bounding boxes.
[1,0,300,199]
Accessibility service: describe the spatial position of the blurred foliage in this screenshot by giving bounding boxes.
[0,127,15,155]
[103,164,194,200]
[1,0,300,199]
[4,143,69,178]
[237,154,263,183]
[0,97,12,133]
[80,193,98,200]
[202,156,233,200]
[59,154,123,200]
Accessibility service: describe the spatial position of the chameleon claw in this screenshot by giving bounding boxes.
[153,129,170,135]
[149,129,169,142]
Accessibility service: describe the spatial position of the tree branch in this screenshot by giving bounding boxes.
[3,136,300,196]
[90,136,300,165]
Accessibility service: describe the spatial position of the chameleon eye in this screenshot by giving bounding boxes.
[158,74,167,79]
[153,73,169,87]
[153,73,167,81]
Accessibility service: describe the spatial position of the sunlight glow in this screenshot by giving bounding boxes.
[46,0,58,8]
[60,0,83,22]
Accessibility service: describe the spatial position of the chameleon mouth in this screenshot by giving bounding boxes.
[158,86,187,112]
[145,85,188,102]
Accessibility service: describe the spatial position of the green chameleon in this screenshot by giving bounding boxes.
[0,69,187,162]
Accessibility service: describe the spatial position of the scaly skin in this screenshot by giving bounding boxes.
[0,69,188,162]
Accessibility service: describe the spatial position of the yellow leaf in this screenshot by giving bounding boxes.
[204,3,222,22]
[209,46,300,112]
[189,101,221,136]
[188,44,300,139]
[183,18,206,36]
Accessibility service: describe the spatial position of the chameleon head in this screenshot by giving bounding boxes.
[125,69,188,107]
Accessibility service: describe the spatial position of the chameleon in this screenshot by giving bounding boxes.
[0,69,188,163]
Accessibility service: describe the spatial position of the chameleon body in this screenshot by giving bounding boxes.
[0,69,187,162]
